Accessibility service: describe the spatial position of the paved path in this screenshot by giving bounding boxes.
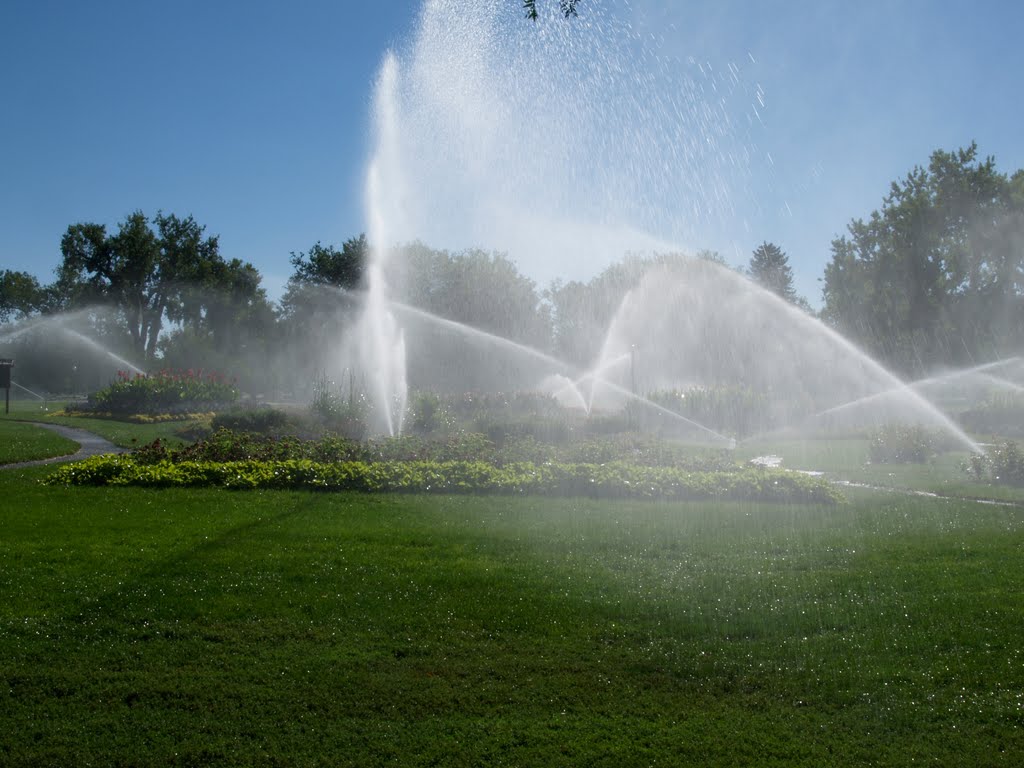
[1,422,122,470]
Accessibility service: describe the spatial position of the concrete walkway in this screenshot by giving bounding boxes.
[1,422,122,470]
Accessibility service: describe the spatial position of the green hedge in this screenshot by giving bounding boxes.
[82,369,238,415]
[45,455,842,503]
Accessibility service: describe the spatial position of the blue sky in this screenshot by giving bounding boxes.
[2,0,1022,307]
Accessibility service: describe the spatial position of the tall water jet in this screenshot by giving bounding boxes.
[356,1,982,451]
[361,53,409,435]
[356,1,763,435]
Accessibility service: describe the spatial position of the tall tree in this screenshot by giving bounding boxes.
[822,143,1024,371]
[287,235,368,290]
[275,236,370,388]
[54,211,251,362]
[0,270,47,322]
[748,242,798,303]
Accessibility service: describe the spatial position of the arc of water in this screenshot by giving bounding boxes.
[785,360,1024,436]
[387,298,732,445]
[58,328,147,376]
[548,353,631,412]
[11,381,45,400]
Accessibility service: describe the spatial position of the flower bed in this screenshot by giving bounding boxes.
[82,369,238,415]
[46,454,841,504]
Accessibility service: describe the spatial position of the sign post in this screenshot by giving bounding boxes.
[0,359,12,415]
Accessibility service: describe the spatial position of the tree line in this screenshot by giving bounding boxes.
[2,142,1022,392]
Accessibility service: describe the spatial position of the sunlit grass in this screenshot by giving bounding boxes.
[0,420,78,464]
[739,436,1024,503]
[1,398,198,448]
[2,465,1021,765]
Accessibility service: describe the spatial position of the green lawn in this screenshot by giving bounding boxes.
[0,420,79,464]
[0,400,198,449]
[2,465,1022,766]
[739,436,1024,503]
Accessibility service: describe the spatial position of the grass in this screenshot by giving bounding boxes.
[0,420,79,464]
[739,436,1024,503]
[2,463,1022,766]
[0,399,200,448]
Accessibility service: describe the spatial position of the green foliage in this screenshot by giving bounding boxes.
[126,428,735,472]
[287,235,367,290]
[308,374,369,439]
[963,441,1024,486]
[46,453,841,503]
[868,424,944,464]
[647,386,772,438]
[822,143,1024,372]
[394,245,553,390]
[407,390,453,434]
[82,369,238,415]
[54,211,273,363]
[0,269,48,322]
[748,241,799,303]
[210,406,297,435]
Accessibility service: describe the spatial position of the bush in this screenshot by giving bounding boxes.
[868,424,941,464]
[46,454,842,504]
[407,391,454,434]
[211,407,297,435]
[82,369,238,415]
[309,375,370,439]
[128,429,743,473]
[962,441,1024,486]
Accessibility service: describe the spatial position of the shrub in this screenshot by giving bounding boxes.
[83,369,238,415]
[309,374,369,439]
[962,441,1024,486]
[407,391,453,434]
[211,407,296,435]
[868,424,941,464]
[46,455,842,504]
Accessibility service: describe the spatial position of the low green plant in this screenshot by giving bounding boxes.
[647,385,773,438]
[210,406,297,434]
[962,441,1024,486]
[868,423,943,464]
[127,428,740,473]
[309,373,369,439]
[407,390,454,434]
[46,453,842,503]
[78,368,238,415]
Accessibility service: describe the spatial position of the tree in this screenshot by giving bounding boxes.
[279,236,368,320]
[158,256,277,391]
[54,211,261,362]
[274,236,371,391]
[822,143,1024,371]
[389,242,552,392]
[748,242,798,303]
[0,270,47,322]
[288,235,367,290]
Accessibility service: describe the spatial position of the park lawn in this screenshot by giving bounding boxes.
[739,436,1024,503]
[1,465,1022,766]
[0,420,79,464]
[39,412,196,449]
[0,401,200,449]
